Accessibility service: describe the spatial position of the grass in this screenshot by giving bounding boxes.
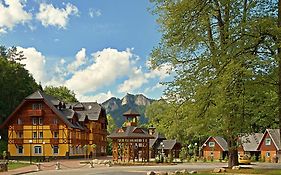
[8,162,30,170]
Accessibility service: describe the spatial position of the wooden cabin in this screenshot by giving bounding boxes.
[201,136,228,160]
[148,126,166,158]
[1,90,107,159]
[108,110,154,162]
[257,129,280,163]
[238,133,263,160]
[156,140,181,158]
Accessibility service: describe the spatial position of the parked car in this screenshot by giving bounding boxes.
[239,155,251,165]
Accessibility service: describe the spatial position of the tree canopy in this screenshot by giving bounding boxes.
[0,46,39,123]
[147,0,279,167]
[44,86,78,103]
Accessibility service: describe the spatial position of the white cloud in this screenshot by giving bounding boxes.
[65,48,132,94]
[145,63,171,80]
[77,91,113,103]
[117,61,172,93]
[16,47,46,83]
[89,8,101,18]
[67,48,86,72]
[60,58,66,64]
[36,2,78,28]
[118,67,147,93]
[0,0,32,33]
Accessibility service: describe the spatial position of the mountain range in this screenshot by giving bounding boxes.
[102,93,154,127]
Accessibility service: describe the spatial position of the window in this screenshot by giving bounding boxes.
[265,138,271,146]
[39,132,43,139]
[33,132,37,139]
[18,132,23,138]
[266,152,270,157]
[17,118,22,125]
[32,118,38,125]
[54,132,59,138]
[209,142,215,147]
[38,117,43,125]
[53,146,59,154]
[18,146,23,154]
[32,103,42,110]
[34,146,42,154]
[53,118,58,124]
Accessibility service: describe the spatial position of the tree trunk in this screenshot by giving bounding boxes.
[277,0,281,161]
[227,139,239,167]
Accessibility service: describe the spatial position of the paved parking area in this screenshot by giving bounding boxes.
[3,160,281,175]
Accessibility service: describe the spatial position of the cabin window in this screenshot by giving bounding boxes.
[54,132,59,138]
[266,152,270,157]
[32,103,42,110]
[209,142,215,147]
[18,146,23,154]
[18,132,23,138]
[17,118,22,125]
[33,132,37,139]
[34,146,42,154]
[265,138,271,146]
[39,132,43,139]
[53,146,59,154]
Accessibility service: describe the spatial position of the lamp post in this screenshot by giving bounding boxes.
[160,142,164,162]
[42,141,45,161]
[29,140,32,164]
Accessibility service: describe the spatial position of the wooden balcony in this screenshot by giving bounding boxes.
[26,109,43,116]
[14,138,23,145]
[50,138,59,145]
[13,125,23,131]
[50,124,59,131]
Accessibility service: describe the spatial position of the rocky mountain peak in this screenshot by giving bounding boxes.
[102,93,154,126]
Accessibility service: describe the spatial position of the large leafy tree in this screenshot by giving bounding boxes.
[44,86,78,103]
[0,46,39,123]
[148,0,277,167]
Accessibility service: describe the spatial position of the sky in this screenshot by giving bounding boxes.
[0,0,172,103]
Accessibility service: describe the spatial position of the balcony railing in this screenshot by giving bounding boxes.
[14,138,23,145]
[50,124,59,130]
[13,125,23,131]
[26,109,43,116]
[50,138,59,145]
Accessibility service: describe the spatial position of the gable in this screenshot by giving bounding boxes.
[257,131,278,151]
[202,137,226,152]
[117,128,124,133]
[132,128,144,134]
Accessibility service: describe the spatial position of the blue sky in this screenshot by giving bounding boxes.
[0,0,172,102]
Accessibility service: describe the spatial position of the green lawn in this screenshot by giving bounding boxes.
[8,162,30,170]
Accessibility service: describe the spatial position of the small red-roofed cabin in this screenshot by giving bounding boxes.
[201,136,228,160]
[257,129,280,163]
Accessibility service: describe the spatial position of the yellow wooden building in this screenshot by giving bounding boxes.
[1,91,107,159]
